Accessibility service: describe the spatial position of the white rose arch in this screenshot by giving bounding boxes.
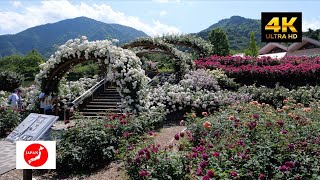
[35,36,150,113]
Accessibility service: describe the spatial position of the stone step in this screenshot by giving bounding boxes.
[94,96,121,100]
[105,88,117,91]
[82,108,120,112]
[99,95,120,97]
[99,92,120,96]
[92,100,121,104]
[89,101,121,105]
[85,104,120,108]
[79,110,121,116]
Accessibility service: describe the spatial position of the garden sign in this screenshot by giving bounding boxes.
[6,113,58,143]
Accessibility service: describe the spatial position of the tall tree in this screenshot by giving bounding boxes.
[0,49,45,80]
[304,28,320,40]
[245,32,259,57]
[208,28,230,56]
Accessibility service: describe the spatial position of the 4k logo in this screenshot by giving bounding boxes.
[261,12,302,42]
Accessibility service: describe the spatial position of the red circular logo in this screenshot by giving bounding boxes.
[24,143,48,167]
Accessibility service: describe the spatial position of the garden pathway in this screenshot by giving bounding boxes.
[154,124,186,147]
[0,141,16,175]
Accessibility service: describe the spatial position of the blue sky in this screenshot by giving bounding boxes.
[0,0,319,36]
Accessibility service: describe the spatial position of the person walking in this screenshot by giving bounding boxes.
[43,91,53,115]
[38,90,46,114]
[7,88,22,110]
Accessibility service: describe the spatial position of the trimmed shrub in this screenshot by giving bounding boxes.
[56,120,117,173]
[0,107,21,137]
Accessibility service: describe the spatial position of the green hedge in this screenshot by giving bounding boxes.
[0,71,23,92]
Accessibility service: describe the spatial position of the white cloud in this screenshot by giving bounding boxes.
[159,10,168,17]
[11,1,22,8]
[0,0,181,36]
[303,17,320,31]
[152,19,180,35]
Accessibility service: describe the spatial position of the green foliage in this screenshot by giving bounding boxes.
[0,49,44,80]
[208,28,230,56]
[66,62,99,80]
[0,71,23,92]
[303,28,320,40]
[143,54,174,73]
[0,107,21,137]
[245,32,259,57]
[56,120,117,173]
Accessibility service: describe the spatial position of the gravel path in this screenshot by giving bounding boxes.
[154,125,186,147]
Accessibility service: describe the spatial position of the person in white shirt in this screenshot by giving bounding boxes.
[8,88,22,110]
[38,91,46,114]
[43,92,53,115]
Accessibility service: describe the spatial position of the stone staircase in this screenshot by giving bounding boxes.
[79,87,122,117]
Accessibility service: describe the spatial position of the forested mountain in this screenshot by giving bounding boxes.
[196,16,262,51]
[0,17,148,57]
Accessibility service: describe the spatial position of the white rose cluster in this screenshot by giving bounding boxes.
[0,90,9,107]
[58,76,99,101]
[147,82,251,114]
[35,36,149,113]
[20,85,41,111]
[157,34,213,57]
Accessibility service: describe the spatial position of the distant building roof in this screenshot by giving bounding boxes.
[287,37,320,52]
[259,37,320,57]
[259,43,288,55]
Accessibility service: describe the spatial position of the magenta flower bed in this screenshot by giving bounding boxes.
[195,55,320,86]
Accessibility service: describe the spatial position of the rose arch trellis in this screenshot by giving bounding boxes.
[122,38,194,80]
[35,36,149,113]
[121,35,213,79]
[155,34,213,57]
[122,35,213,58]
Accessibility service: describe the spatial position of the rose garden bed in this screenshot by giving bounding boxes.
[124,100,320,179]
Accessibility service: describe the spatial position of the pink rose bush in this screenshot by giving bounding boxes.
[195,55,320,86]
[125,99,320,179]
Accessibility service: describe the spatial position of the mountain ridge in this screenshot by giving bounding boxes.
[196,15,263,51]
[0,17,148,57]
